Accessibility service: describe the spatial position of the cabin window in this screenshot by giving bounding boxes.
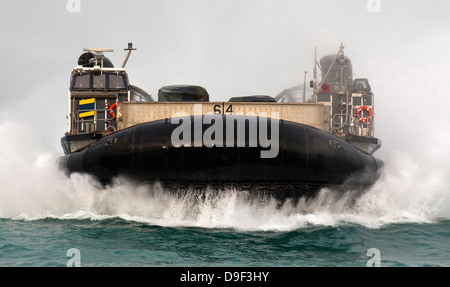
[363,95,372,105]
[73,74,91,89]
[93,74,106,89]
[355,81,367,89]
[109,74,126,89]
[352,97,362,106]
[352,79,371,91]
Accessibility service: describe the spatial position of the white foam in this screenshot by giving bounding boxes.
[1,116,449,231]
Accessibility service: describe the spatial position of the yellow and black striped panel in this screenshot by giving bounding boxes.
[79,98,95,118]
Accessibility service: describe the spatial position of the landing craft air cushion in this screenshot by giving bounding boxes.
[58,43,383,196]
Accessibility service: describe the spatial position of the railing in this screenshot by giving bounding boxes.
[71,108,116,135]
[331,112,374,137]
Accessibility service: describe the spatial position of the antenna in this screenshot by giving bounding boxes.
[312,46,319,101]
[313,46,317,91]
[303,71,307,102]
[122,42,137,68]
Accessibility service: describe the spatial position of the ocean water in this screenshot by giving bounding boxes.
[0,122,449,269]
[1,214,449,268]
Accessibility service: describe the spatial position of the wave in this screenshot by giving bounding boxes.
[1,121,449,231]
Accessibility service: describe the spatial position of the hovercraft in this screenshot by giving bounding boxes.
[58,43,383,197]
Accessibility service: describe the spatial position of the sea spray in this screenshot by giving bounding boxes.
[1,120,449,230]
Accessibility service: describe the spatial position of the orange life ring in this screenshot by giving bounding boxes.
[355,106,373,123]
[109,102,117,119]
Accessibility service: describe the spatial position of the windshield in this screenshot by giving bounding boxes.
[72,74,90,89]
[109,74,126,89]
[71,73,128,90]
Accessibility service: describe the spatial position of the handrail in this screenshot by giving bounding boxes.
[332,112,374,137]
[70,108,116,135]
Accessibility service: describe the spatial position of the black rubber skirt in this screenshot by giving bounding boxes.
[58,115,383,193]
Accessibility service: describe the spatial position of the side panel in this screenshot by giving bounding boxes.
[117,102,331,133]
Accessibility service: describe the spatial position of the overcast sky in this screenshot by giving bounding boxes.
[1,0,449,157]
